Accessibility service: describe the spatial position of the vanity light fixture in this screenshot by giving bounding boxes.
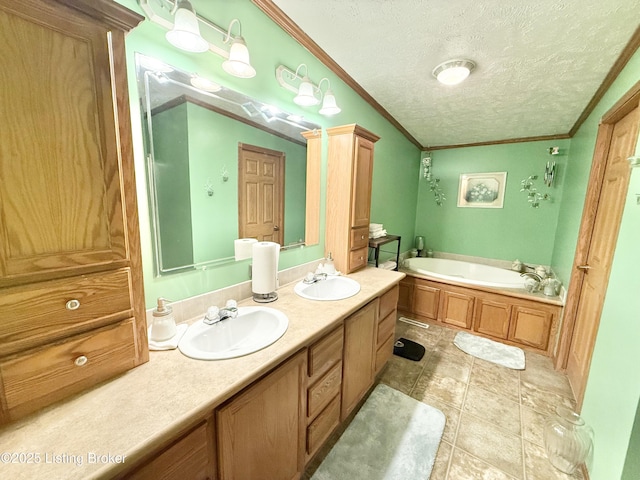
[190,74,221,92]
[432,59,476,86]
[276,64,341,116]
[138,0,256,78]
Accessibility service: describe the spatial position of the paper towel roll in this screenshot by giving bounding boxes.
[234,238,258,261]
[252,242,279,294]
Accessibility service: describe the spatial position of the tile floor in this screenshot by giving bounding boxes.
[304,316,585,480]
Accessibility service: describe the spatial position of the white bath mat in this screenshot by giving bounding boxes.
[453,331,526,370]
[311,383,445,480]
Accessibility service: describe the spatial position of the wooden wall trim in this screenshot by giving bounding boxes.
[251,0,422,149]
[427,133,571,151]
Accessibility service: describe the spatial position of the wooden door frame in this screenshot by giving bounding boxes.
[237,143,285,242]
[555,81,640,373]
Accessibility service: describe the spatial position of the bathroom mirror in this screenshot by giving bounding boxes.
[135,54,322,275]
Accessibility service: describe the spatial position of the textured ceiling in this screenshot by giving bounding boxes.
[272,0,639,148]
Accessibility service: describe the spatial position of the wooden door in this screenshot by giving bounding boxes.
[238,143,285,244]
[562,98,640,408]
[341,300,377,420]
[217,351,306,480]
[0,0,129,284]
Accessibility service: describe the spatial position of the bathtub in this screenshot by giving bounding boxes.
[403,257,525,289]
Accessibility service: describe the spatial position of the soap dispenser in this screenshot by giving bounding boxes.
[150,297,177,342]
[324,252,336,275]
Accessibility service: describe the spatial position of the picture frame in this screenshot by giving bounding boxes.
[457,172,507,208]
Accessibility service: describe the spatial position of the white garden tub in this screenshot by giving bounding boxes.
[403,257,525,289]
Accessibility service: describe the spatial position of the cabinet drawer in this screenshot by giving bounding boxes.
[377,311,396,348]
[308,326,343,382]
[379,285,399,320]
[0,269,133,356]
[307,362,342,420]
[350,227,369,250]
[0,319,136,420]
[306,395,340,459]
[375,332,395,373]
[348,247,368,272]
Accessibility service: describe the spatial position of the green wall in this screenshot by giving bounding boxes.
[415,140,570,266]
[117,0,420,306]
[622,400,640,480]
[560,50,640,480]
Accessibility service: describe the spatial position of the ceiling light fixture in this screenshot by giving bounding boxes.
[139,0,256,78]
[432,59,476,86]
[276,64,341,116]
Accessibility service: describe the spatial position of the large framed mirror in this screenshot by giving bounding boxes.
[135,54,322,276]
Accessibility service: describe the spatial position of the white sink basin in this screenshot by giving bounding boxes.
[178,306,288,360]
[294,276,361,301]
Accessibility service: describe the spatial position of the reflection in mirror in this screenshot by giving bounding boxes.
[135,54,322,276]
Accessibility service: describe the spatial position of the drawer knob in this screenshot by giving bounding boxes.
[361,235,365,240]
[66,299,81,311]
[74,355,88,367]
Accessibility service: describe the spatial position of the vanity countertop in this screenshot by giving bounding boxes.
[0,267,404,480]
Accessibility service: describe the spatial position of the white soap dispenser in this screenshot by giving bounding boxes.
[324,252,336,275]
[150,297,177,342]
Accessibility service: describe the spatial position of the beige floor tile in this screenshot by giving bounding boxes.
[456,413,524,479]
[523,440,585,480]
[423,350,472,383]
[521,366,573,397]
[411,371,468,408]
[463,384,521,436]
[430,440,453,480]
[522,406,552,447]
[520,381,576,416]
[378,356,425,394]
[447,447,518,480]
[433,336,475,361]
[415,394,461,444]
[524,351,556,373]
[469,359,520,402]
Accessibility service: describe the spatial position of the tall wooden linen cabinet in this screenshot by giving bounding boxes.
[325,124,380,274]
[0,0,147,424]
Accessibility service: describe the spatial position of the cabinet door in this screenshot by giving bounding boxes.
[350,136,375,228]
[341,300,377,420]
[397,279,414,312]
[508,306,553,350]
[126,419,216,480]
[0,0,129,282]
[440,290,474,329]
[217,351,306,480]
[473,298,512,339]
[413,281,440,320]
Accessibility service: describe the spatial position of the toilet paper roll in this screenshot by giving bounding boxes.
[252,242,280,294]
[234,238,258,261]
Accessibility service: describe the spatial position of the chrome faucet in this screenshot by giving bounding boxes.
[302,272,327,284]
[203,303,239,325]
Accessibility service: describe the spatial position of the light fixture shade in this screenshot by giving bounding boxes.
[319,89,341,115]
[222,36,256,78]
[166,0,209,53]
[294,76,319,106]
[432,59,475,85]
[190,75,222,92]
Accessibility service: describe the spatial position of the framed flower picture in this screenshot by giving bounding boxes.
[457,172,507,208]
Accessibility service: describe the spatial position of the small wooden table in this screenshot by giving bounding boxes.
[368,235,401,271]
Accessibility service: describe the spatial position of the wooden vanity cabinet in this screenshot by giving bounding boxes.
[325,124,380,274]
[0,0,148,424]
[123,417,216,480]
[375,285,399,374]
[439,286,475,329]
[341,299,378,420]
[217,350,307,480]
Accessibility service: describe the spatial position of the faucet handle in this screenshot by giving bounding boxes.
[225,299,238,309]
[206,306,219,321]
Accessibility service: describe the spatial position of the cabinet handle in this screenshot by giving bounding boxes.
[66,299,81,310]
[576,265,591,271]
[74,355,88,367]
[361,235,365,240]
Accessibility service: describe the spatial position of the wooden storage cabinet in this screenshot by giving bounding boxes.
[473,295,512,339]
[124,418,216,480]
[217,350,307,480]
[341,299,378,420]
[325,124,380,274]
[306,327,343,460]
[374,286,399,374]
[509,305,553,350]
[0,0,147,424]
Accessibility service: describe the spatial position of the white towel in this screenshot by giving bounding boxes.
[369,229,387,239]
[148,323,188,351]
[369,223,384,231]
[379,260,397,270]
